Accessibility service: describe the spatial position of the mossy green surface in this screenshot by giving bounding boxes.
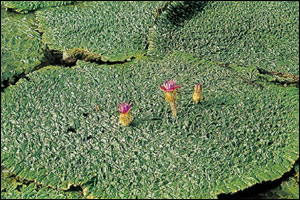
[1,167,83,199]
[1,1,299,199]
[149,1,299,75]
[36,1,166,62]
[2,1,74,13]
[1,7,45,86]
[1,54,298,198]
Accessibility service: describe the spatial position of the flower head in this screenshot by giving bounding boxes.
[118,102,131,114]
[159,80,182,92]
[195,83,202,91]
[193,83,204,103]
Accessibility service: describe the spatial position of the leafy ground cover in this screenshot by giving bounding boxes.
[2,162,299,199]
[36,1,166,62]
[149,1,299,76]
[1,1,299,199]
[1,166,83,199]
[1,6,45,88]
[2,1,74,13]
[1,55,299,198]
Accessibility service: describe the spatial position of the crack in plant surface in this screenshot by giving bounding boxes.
[1,45,63,92]
[257,68,299,87]
[0,45,141,92]
[62,48,139,67]
[216,62,264,89]
[1,72,30,92]
[1,166,86,198]
[216,62,299,88]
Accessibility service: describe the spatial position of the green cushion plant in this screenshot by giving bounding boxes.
[35,1,167,62]
[2,1,74,13]
[149,1,299,75]
[1,54,298,198]
[1,7,45,87]
[1,1,299,199]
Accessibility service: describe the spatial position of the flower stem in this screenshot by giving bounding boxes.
[169,101,177,117]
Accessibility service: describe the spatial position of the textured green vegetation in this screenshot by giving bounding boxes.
[1,1,299,199]
[2,1,74,13]
[1,7,45,87]
[1,54,299,198]
[36,1,166,62]
[1,167,83,199]
[149,1,299,75]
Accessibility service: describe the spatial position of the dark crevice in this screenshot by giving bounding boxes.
[1,45,63,93]
[144,41,150,52]
[41,47,75,67]
[34,26,66,67]
[65,184,84,195]
[1,72,30,92]
[218,159,299,199]
[257,68,299,88]
[62,48,139,67]
[1,44,139,92]
[216,62,299,88]
[2,167,85,197]
[150,117,163,121]
[4,171,35,188]
[38,44,141,68]
[15,176,36,192]
[67,127,76,133]
[4,7,21,14]
[15,184,22,192]
[83,135,93,142]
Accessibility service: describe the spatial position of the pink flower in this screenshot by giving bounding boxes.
[118,102,131,114]
[159,80,182,92]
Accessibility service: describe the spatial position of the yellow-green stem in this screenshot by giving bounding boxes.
[169,101,177,117]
